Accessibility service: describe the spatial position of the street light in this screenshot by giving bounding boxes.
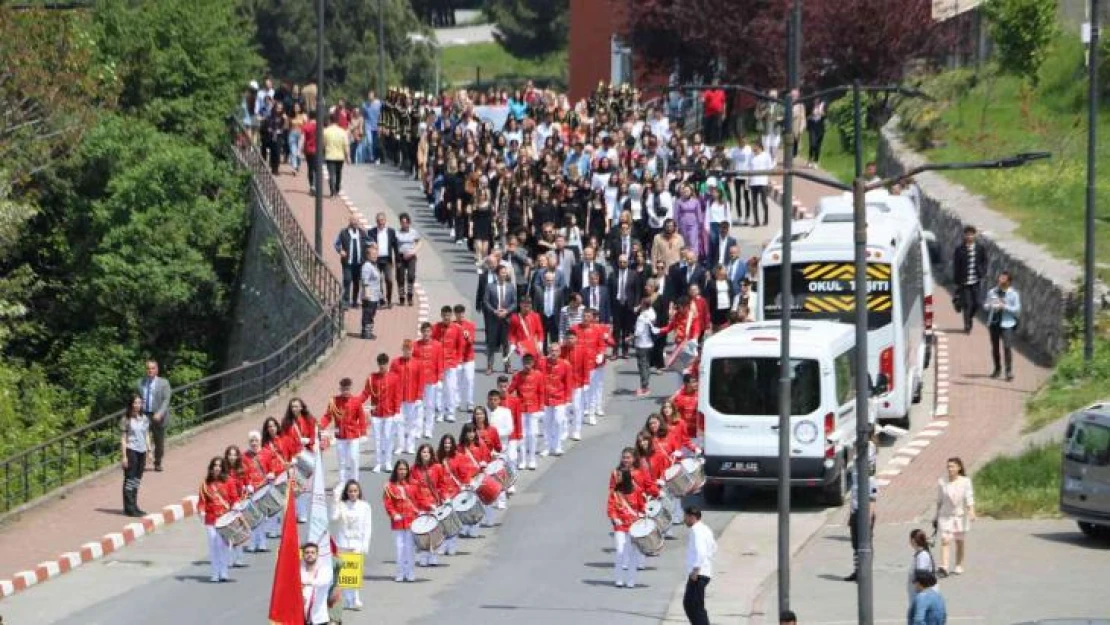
[1084,0,1100,363]
[407,33,441,97]
[315,0,325,255]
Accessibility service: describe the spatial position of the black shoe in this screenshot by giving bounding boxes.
[937,567,949,578]
[844,572,858,582]
[154,465,163,472]
[352,301,361,309]
[990,369,1001,379]
[1005,372,1014,381]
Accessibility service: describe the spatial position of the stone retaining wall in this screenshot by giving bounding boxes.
[877,118,1090,364]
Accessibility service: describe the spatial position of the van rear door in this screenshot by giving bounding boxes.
[1063,414,1110,517]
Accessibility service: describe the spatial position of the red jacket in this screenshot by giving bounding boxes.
[692,296,710,337]
[409,463,443,511]
[457,319,477,363]
[508,368,546,413]
[642,446,672,482]
[651,431,674,458]
[365,370,400,417]
[667,417,700,454]
[432,321,462,369]
[436,458,463,499]
[660,307,703,345]
[278,429,304,460]
[319,389,371,439]
[609,465,660,498]
[448,446,487,484]
[607,488,646,533]
[198,479,236,525]
[383,480,420,530]
[542,358,573,406]
[561,343,590,390]
[502,394,524,441]
[391,356,426,403]
[508,311,545,356]
[413,338,445,385]
[671,389,699,438]
[477,425,503,454]
[260,440,292,469]
[246,449,281,482]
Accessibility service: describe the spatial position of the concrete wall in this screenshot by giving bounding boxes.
[224,194,322,371]
[877,118,1094,364]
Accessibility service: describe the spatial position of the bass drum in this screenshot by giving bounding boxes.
[629,518,665,556]
[451,491,484,526]
[664,457,706,498]
[214,510,251,546]
[253,484,284,518]
[235,497,265,530]
[645,496,672,534]
[412,514,445,552]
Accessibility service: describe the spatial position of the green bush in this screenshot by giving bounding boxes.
[981,0,1058,83]
[897,69,978,149]
[976,442,1061,519]
[1026,337,1110,432]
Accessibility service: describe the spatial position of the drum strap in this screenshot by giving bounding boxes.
[443,460,464,489]
[419,466,443,505]
[616,492,637,518]
[203,481,230,513]
[464,447,481,473]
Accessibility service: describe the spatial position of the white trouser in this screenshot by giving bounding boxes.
[613,531,638,586]
[589,368,605,414]
[417,543,440,566]
[231,544,244,565]
[336,438,360,485]
[205,525,231,580]
[401,401,422,452]
[669,496,683,534]
[393,530,415,579]
[263,512,280,537]
[249,523,268,551]
[543,404,567,453]
[439,368,459,418]
[523,412,543,463]
[570,388,585,436]
[372,416,397,467]
[458,361,476,408]
[421,385,438,434]
[437,535,458,555]
[504,439,522,469]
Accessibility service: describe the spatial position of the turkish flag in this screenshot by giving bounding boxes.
[268,484,305,624]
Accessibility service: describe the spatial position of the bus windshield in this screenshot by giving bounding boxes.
[762,262,893,331]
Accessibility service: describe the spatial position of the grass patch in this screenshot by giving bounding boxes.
[440,42,566,90]
[812,133,879,184]
[976,442,1061,519]
[914,33,1110,282]
[1025,336,1110,431]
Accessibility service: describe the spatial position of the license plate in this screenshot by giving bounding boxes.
[721,461,759,473]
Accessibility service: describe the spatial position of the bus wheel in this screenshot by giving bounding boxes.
[895,412,911,430]
[703,482,725,506]
[821,460,847,507]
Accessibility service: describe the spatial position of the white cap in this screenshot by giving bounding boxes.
[249,80,259,90]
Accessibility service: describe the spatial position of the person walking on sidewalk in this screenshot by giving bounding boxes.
[985,271,1020,381]
[302,110,319,195]
[120,395,152,517]
[952,226,988,333]
[395,213,423,306]
[335,214,366,308]
[844,463,878,582]
[137,359,172,472]
[909,570,948,625]
[323,112,350,197]
[683,506,717,625]
[633,296,657,397]
[367,212,399,308]
[360,243,382,339]
[908,528,938,603]
[935,457,975,577]
[748,143,773,227]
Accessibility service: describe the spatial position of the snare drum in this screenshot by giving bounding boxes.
[663,457,706,498]
[472,474,503,506]
[451,491,483,526]
[214,510,251,546]
[235,497,265,530]
[434,503,463,538]
[270,473,290,498]
[645,497,672,534]
[412,514,445,552]
[253,484,284,518]
[484,459,516,489]
[292,451,315,491]
[629,518,665,556]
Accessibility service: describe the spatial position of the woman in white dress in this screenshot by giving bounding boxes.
[331,479,372,609]
[934,457,975,576]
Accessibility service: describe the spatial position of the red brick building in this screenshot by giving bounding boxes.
[568,0,669,103]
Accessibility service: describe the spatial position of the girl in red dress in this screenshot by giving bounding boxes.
[453,423,492,533]
[411,443,445,565]
[606,466,647,588]
[197,456,236,583]
[382,459,419,582]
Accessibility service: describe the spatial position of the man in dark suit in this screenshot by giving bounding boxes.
[722,243,748,292]
[366,212,399,307]
[605,220,636,265]
[532,270,566,351]
[952,225,989,333]
[582,270,612,324]
[570,245,606,294]
[475,255,501,314]
[667,247,707,301]
[333,214,367,307]
[137,359,172,472]
[608,253,643,358]
[482,265,517,374]
[705,220,738,271]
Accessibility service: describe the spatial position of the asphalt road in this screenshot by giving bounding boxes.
[0,166,927,625]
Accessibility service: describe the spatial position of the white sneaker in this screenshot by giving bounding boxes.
[395,575,405,583]
[353,598,364,610]
[405,575,415,582]
[571,434,582,441]
[538,450,549,457]
[497,501,507,510]
[615,581,625,587]
[435,415,443,423]
[587,416,597,426]
[372,464,382,473]
[527,460,537,470]
[596,409,606,417]
[554,448,565,456]
[507,486,517,494]
[209,576,220,583]
[405,447,416,454]
[445,416,456,423]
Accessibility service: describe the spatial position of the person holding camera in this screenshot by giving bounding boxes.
[985,271,1020,381]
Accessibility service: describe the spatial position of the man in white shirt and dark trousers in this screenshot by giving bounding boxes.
[633,297,656,397]
[748,142,774,227]
[683,506,717,625]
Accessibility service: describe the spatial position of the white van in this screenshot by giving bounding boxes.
[697,320,861,505]
[1061,402,1110,539]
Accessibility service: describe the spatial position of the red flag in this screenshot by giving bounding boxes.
[268,484,305,624]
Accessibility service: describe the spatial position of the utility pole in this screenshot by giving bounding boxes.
[314,0,325,256]
[378,0,386,96]
[777,0,802,615]
[1084,0,1099,362]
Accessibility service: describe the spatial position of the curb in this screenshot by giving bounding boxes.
[0,494,199,600]
[769,182,811,220]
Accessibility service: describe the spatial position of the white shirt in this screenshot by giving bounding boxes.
[644,190,674,229]
[685,520,717,578]
[489,406,514,440]
[706,200,730,227]
[634,308,657,349]
[376,229,390,257]
[729,145,753,174]
[301,561,334,625]
[714,280,731,310]
[749,152,774,186]
[330,499,372,553]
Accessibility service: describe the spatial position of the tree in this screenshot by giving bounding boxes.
[485,0,569,60]
[981,0,1058,83]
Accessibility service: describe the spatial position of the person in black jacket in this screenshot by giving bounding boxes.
[366,212,399,307]
[608,253,643,357]
[334,214,367,308]
[952,226,988,333]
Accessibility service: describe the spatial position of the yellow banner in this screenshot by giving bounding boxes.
[337,552,364,589]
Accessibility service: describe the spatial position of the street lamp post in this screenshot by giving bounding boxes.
[314,0,325,256]
[1084,0,1099,362]
[378,0,386,97]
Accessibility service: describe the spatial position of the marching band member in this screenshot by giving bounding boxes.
[496,377,525,480]
[244,431,275,552]
[414,322,445,437]
[486,390,515,505]
[366,353,400,472]
[562,330,590,440]
[654,296,703,387]
[644,413,674,457]
[667,382,702,453]
[610,445,660,498]
[319,377,370,485]
[453,423,491,533]
[382,459,419,582]
[391,339,427,455]
[411,444,445,564]
[635,431,670,489]
[454,305,478,412]
[331,480,372,609]
[433,305,462,423]
[198,456,235,583]
[259,417,292,539]
[436,435,464,553]
[223,444,257,567]
[507,353,545,470]
[280,397,315,522]
[644,413,683,533]
[541,343,573,456]
[507,297,545,370]
[472,406,503,458]
[607,464,647,588]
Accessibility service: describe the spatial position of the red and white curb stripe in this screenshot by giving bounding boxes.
[873,332,951,488]
[0,495,199,600]
[768,182,811,220]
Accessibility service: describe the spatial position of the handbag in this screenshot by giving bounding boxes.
[951,286,963,313]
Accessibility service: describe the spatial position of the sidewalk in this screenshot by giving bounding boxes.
[0,165,418,595]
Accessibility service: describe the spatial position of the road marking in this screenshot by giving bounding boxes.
[894,447,922,458]
[888,456,912,466]
[925,420,949,429]
[12,571,37,590]
[877,469,902,478]
[918,429,945,438]
[907,438,932,448]
[59,552,82,573]
[935,404,949,416]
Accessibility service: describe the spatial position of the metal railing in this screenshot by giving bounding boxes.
[0,123,346,515]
